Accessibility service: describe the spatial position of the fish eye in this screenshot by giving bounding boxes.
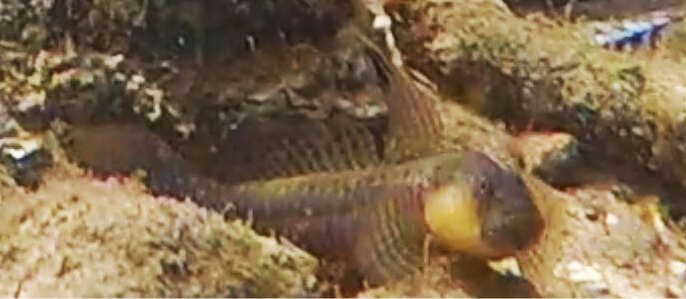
[479,177,489,192]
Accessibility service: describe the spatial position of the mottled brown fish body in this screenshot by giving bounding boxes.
[190,151,543,285]
[63,124,543,285]
[188,152,437,284]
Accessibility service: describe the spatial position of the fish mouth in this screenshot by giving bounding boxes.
[453,208,543,260]
[479,211,545,258]
[477,186,545,258]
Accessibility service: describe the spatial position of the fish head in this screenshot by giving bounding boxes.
[425,150,544,259]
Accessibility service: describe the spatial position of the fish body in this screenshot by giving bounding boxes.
[141,136,544,284]
[63,123,543,285]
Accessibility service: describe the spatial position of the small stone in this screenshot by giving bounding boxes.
[126,74,145,90]
[669,260,686,276]
[373,15,391,30]
[566,261,603,282]
[488,257,521,276]
[114,72,127,82]
[103,54,124,69]
[605,213,619,226]
[0,134,43,160]
[644,202,665,232]
[18,90,46,111]
[305,274,317,290]
[581,281,610,296]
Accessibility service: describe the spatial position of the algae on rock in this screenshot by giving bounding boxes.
[0,163,321,297]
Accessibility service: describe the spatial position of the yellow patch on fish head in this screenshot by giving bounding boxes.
[424,182,483,254]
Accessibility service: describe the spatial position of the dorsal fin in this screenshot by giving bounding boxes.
[355,33,445,162]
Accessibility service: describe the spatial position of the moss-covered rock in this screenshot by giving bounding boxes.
[0,163,321,297]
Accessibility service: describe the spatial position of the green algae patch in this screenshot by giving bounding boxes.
[0,164,320,297]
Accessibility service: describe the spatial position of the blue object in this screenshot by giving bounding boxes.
[593,13,679,50]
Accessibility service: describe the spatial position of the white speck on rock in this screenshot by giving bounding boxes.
[113,72,126,82]
[566,261,603,282]
[0,134,43,159]
[650,204,666,233]
[488,257,521,276]
[669,260,686,276]
[605,213,619,226]
[373,15,391,30]
[103,54,124,69]
[582,281,610,296]
[174,122,196,140]
[126,74,145,91]
[18,90,45,111]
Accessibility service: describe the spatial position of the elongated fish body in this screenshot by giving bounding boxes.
[172,151,543,285]
[63,123,543,285]
[218,163,432,284]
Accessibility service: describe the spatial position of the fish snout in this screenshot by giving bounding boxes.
[479,181,544,257]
